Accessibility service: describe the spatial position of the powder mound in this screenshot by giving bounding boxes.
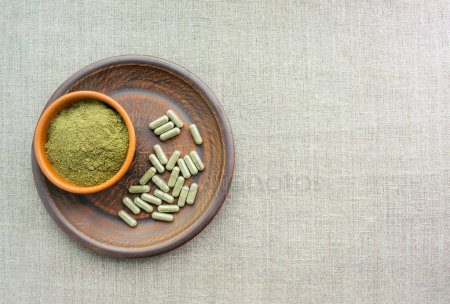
[45,100,129,186]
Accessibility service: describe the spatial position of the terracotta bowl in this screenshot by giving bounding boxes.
[33,91,136,194]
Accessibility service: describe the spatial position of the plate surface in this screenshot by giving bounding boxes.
[32,55,235,258]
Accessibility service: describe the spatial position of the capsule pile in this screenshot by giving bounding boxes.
[148,110,184,141]
[118,109,204,228]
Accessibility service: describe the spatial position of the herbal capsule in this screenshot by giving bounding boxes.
[152,175,169,193]
[189,124,203,145]
[154,144,168,165]
[158,205,180,213]
[186,183,198,205]
[118,210,137,228]
[184,155,198,175]
[122,197,140,214]
[149,115,169,130]
[154,121,174,136]
[160,127,180,141]
[189,151,205,171]
[141,193,162,206]
[128,185,150,194]
[178,186,189,207]
[149,153,165,173]
[167,109,183,128]
[177,158,191,179]
[172,176,185,197]
[152,212,173,222]
[166,150,181,170]
[139,167,156,185]
[167,167,180,187]
[154,189,174,203]
[133,197,154,213]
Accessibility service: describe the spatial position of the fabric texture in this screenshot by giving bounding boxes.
[1,1,449,303]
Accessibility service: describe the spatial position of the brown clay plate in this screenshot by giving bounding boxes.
[32,55,235,258]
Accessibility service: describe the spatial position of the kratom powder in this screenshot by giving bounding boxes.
[45,100,129,186]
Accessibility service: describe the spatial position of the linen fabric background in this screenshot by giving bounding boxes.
[1,1,449,303]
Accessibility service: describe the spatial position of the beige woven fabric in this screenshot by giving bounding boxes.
[1,1,449,303]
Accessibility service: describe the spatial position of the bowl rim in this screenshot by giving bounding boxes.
[33,90,136,194]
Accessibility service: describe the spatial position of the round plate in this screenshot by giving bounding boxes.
[32,55,235,258]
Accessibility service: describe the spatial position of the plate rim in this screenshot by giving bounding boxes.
[32,55,235,258]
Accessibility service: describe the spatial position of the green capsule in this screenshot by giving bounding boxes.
[167,109,184,128]
[177,158,191,179]
[133,197,154,213]
[118,210,137,228]
[154,144,168,165]
[139,167,157,185]
[178,186,189,207]
[160,127,180,141]
[166,150,181,170]
[141,193,162,206]
[149,115,169,130]
[154,121,174,136]
[152,175,169,192]
[186,183,198,205]
[167,167,180,187]
[154,189,174,203]
[149,153,165,173]
[172,176,185,197]
[189,151,205,171]
[152,212,173,222]
[158,205,180,213]
[128,185,150,194]
[189,124,203,145]
[184,155,198,175]
[122,197,140,214]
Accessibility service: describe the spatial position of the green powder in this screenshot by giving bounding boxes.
[46,100,129,186]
